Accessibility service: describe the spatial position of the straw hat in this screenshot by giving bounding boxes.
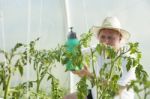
[91,16,130,40]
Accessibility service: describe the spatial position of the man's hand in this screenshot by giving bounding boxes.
[72,66,92,77]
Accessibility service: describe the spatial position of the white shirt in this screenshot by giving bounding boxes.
[82,46,136,99]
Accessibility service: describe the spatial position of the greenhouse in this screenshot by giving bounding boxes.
[0,0,150,99]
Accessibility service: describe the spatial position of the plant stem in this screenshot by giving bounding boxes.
[90,49,98,99]
[136,93,141,99]
[37,80,40,93]
[144,88,147,99]
[4,74,11,99]
[108,60,114,79]
[36,64,40,98]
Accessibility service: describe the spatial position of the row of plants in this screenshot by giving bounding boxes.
[0,38,68,99]
[0,29,93,99]
[0,30,150,99]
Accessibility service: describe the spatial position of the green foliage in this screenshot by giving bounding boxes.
[80,31,93,48]
[89,42,150,99]
[26,39,65,99]
[0,38,66,99]
[0,42,26,99]
[0,30,150,99]
[77,76,88,99]
[49,75,64,99]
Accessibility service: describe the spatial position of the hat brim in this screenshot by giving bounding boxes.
[90,26,131,41]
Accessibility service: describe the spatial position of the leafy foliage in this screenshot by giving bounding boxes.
[0,30,149,99]
[76,76,88,99]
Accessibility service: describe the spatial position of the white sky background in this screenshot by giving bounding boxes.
[0,0,150,95]
[0,0,67,49]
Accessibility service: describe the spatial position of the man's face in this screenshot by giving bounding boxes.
[98,29,122,49]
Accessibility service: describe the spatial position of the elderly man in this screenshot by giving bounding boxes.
[64,16,136,99]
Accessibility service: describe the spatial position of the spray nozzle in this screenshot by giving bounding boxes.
[68,27,77,39]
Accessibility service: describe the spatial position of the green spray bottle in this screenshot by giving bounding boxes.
[65,27,82,71]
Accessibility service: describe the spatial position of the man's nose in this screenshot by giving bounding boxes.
[103,38,110,44]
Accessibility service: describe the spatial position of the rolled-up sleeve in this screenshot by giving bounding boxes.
[81,46,96,55]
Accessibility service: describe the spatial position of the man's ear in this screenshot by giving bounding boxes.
[119,33,122,41]
[119,35,122,41]
[119,38,122,43]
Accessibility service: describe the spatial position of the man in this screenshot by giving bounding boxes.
[64,16,136,99]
